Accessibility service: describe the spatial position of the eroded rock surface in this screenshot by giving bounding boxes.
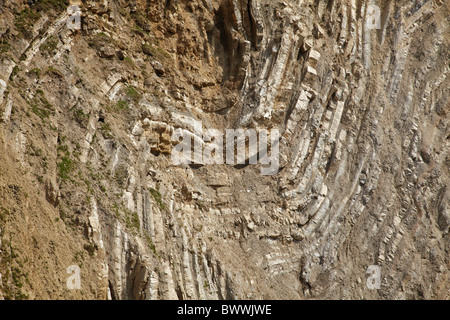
[0,0,448,299]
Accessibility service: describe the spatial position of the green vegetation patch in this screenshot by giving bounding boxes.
[29,68,42,78]
[0,240,30,300]
[39,35,58,56]
[84,243,97,257]
[57,153,73,181]
[14,0,69,37]
[0,39,10,54]
[99,122,113,139]
[27,89,54,120]
[10,66,20,81]
[142,43,172,61]
[45,66,64,78]
[144,233,159,258]
[125,208,140,232]
[125,85,141,103]
[57,137,75,182]
[149,187,166,210]
[14,8,41,38]
[87,32,112,51]
[33,0,69,12]
[108,100,128,113]
[72,107,89,127]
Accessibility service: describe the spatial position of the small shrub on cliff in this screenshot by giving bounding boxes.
[39,35,58,57]
[149,188,166,210]
[125,85,141,103]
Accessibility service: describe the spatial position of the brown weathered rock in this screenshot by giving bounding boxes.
[0,0,448,301]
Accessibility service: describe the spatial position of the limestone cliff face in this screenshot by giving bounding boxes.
[0,0,448,300]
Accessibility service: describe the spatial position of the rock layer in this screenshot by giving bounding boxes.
[0,0,448,299]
